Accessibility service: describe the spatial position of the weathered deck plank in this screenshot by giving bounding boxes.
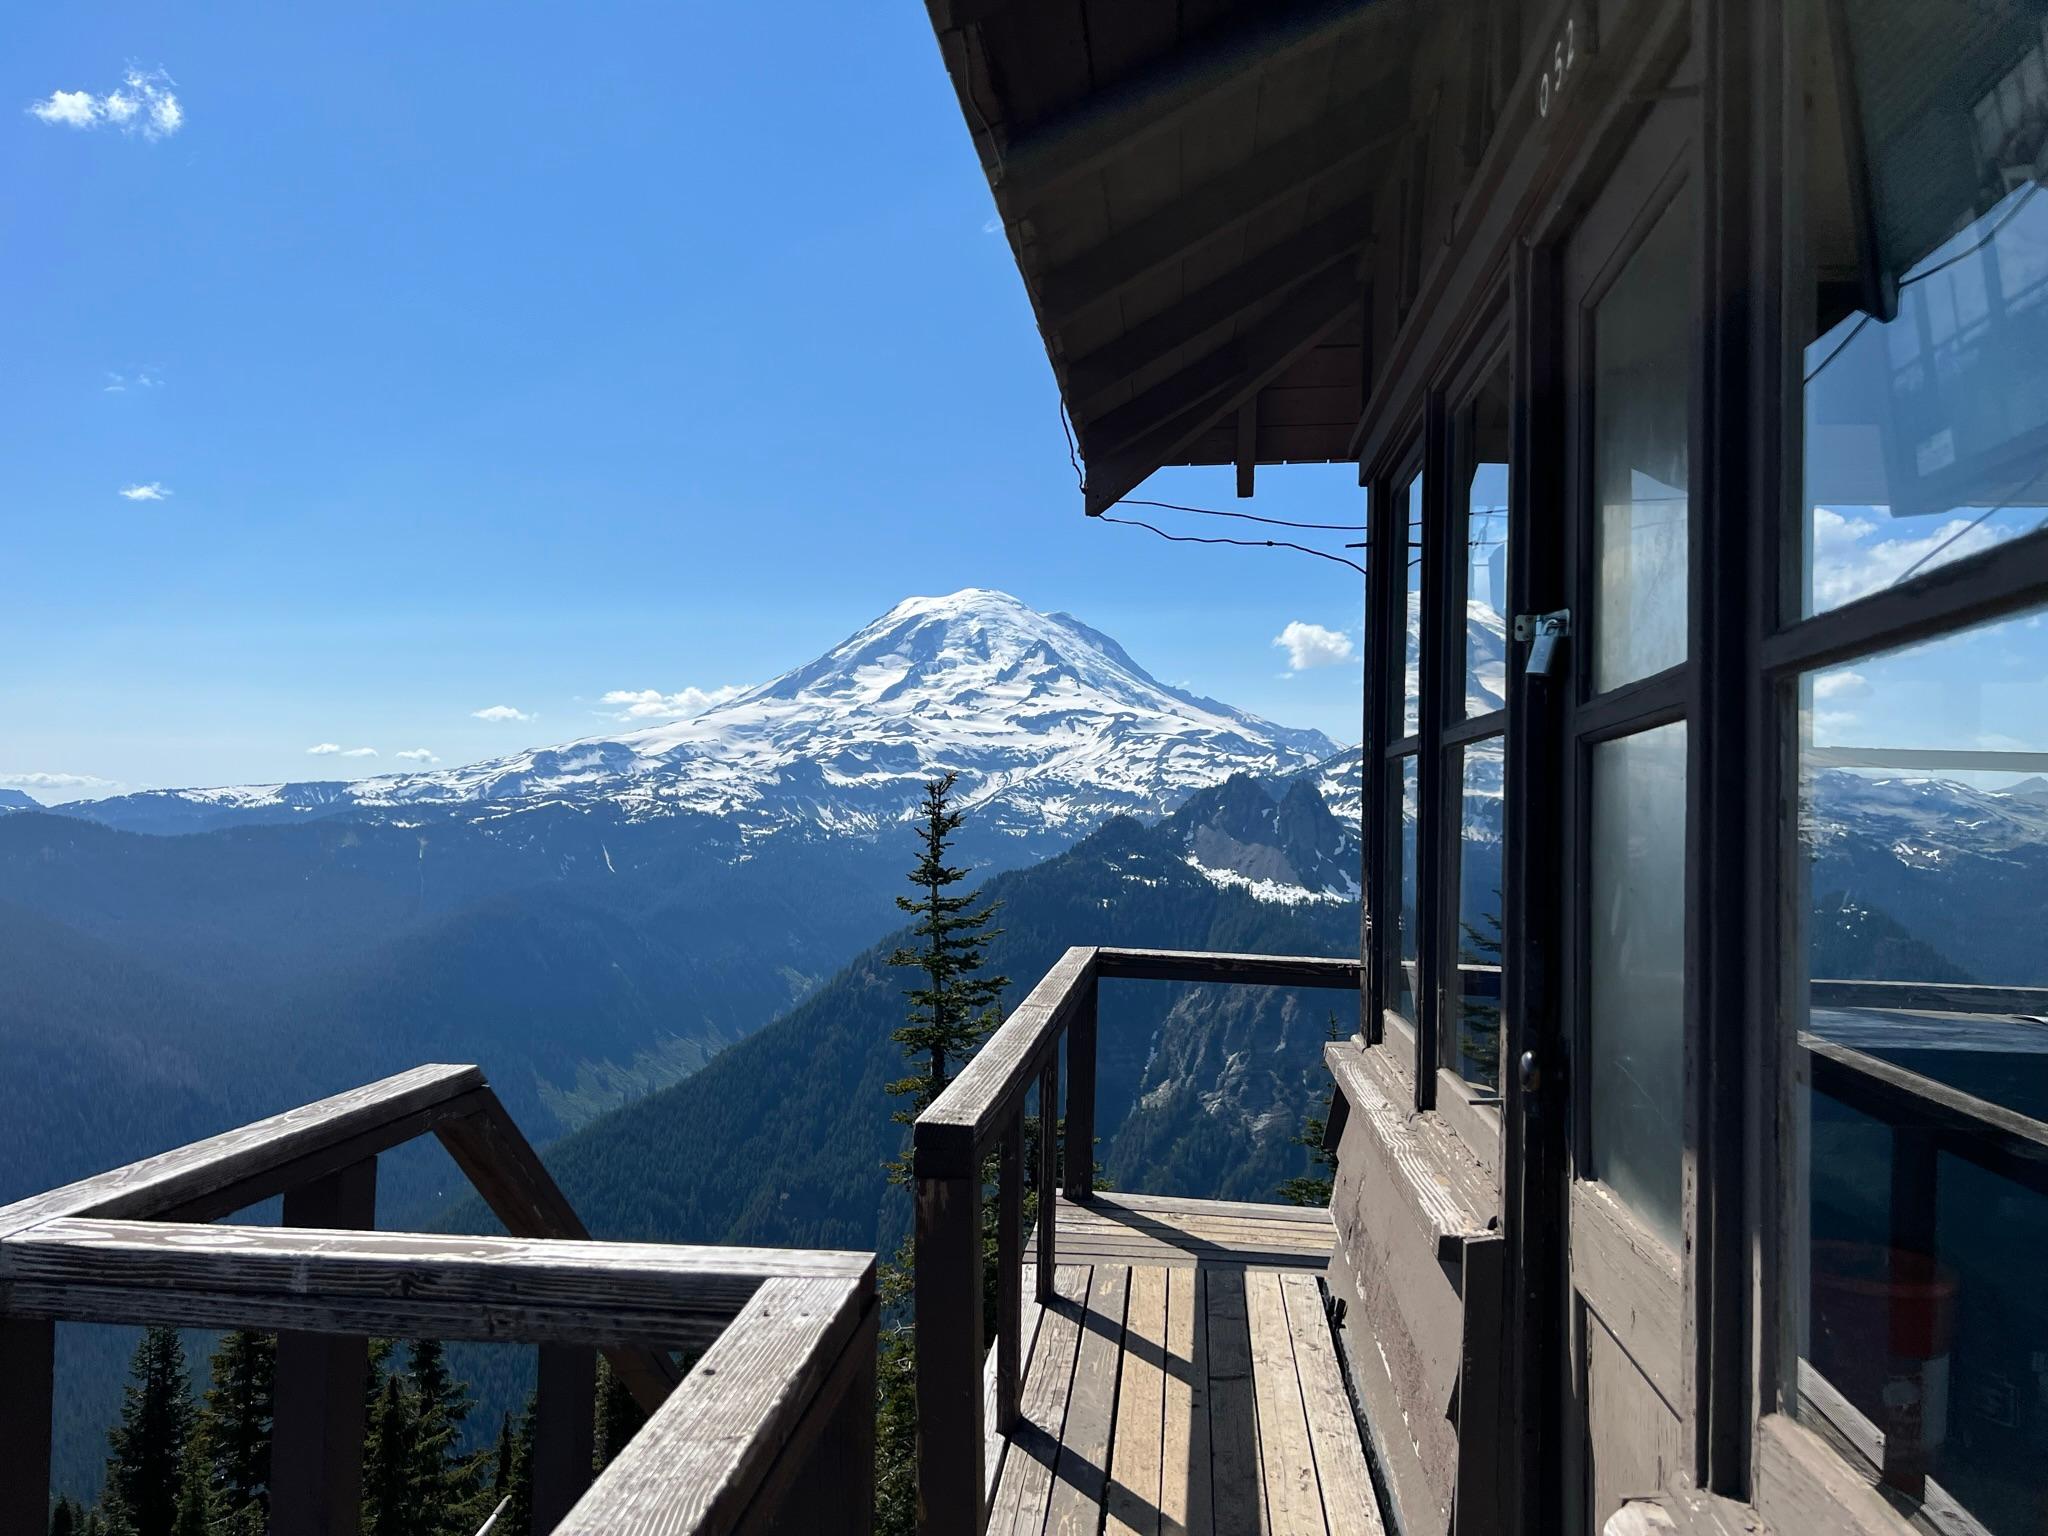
[1047,1264,1131,1533]
[1281,1273,1384,1534]
[990,1194,1365,1536]
[987,1264,1091,1536]
[1247,1269,1323,1531]
[1106,1264,1168,1536]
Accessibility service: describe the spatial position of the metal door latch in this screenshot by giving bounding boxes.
[1514,609,1571,678]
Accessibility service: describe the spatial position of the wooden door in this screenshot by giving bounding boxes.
[1554,96,1698,1534]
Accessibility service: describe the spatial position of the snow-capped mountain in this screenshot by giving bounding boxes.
[62,590,1343,852]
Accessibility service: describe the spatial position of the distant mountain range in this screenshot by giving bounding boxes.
[52,590,1340,857]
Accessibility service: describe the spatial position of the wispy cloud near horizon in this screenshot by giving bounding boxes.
[119,482,171,502]
[600,685,746,721]
[395,748,439,763]
[29,68,183,140]
[472,705,533,723]
[0,771,116,790]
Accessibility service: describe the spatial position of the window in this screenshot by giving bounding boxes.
[1384,472,1425,1033]
[1786,6,2048,1522]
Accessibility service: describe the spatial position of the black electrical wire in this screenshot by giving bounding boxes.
[1118,497,1367,532]
[1096,513,1367,576]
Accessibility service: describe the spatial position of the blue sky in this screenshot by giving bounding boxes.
[1,4,1368,801]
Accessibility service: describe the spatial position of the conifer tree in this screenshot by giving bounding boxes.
[80,1512,105,1536]
[361,1372,416,1536]
[197,1329,274,1521]
[885,773,1007,1124]
[104,1326,194,1536]
[169,1430,211,1536]
[49,1497,80,1536]
[874,774,1008,1536]
[404,1338,485,1531]
[500,1395,537,1536]
[592,1358,647,1472]
[1277,1013,1343,1206]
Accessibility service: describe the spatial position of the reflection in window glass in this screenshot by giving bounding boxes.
[1402,475,1424,737]
[1587,722,1686,1249]
[1593,187,1694,692]
[1392,755,1420,1023]
[1448,735,1505,1091]
[1796,609,2048,1527]
[1802,4,2048,615]
[1465,463,1510,715]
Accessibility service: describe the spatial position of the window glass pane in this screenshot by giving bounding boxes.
[1463,366,1512,718]
[1794,608,2048,1527]
[1801,3,2048,615]
[1587,721,1687,1248]
[1402,474,1424,737]
[1593,188,1694,691]
[1448,734,1505,1092]
[1391,754,1420,1023]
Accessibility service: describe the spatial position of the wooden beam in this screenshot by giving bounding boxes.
[913,1174,984,1535]
[0,1317,54,1536]
[533,1344,598,1531]
[271,1158,376,1536]
[0,1064,483,1239]
[436,1089,685,1413]
[551,1277,871,1535]
[1064,197,1373,406]
[1087,344,1247,461]
[1236,399,1258,498]
[1095,948,1363,989]
[994,0,1397,207]
[0,1216,873,1349]
[1084,266,1364,514]
[1036,90,1400,330]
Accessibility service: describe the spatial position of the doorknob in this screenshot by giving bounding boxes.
[1519,1050,1542,1094]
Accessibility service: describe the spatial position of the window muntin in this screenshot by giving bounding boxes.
[1586,721,1688,1250]
[1393,754,1421,1024]
[1592,188,1694,692]
[1791,609,2048,1528]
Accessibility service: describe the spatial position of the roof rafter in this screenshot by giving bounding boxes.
[1033,90,1401,331]
[1063,197,1373,408]
[1082,264,1364,515]
[990,0,1396,208]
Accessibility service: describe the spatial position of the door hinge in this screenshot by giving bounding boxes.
[1514,608,1571,678]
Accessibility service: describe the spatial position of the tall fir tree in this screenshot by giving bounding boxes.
[404,1338,486,1532]
[196,1329,274,1523]
[169,1430,211,1536]
[874,774,1008,1536]
[361,1372,416,1536]
[592,1357,647,1473]
[1277,1013,1344,1206]
[104,1326,194,1536]
[49,1497,80,1536]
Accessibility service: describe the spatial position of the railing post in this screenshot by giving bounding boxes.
[996,1114,1024,1434]
[534,1343,598,1529]
[271,1157,376,1536]
[1063,968,1098,1203]
[1036,1055,1059,1302]
[0,1317,53,1536]
[914,1164,984,1535]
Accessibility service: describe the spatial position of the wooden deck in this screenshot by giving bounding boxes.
[990,1193,1380,1535]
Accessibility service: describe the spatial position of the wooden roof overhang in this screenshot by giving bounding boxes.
[923,0,1421,514]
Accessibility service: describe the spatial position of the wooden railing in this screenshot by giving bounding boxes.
[911,945,1361,1535]
[0,1066,876,1536]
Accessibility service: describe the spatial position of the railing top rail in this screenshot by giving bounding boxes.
[0,1063,485,1239]
[556,1273,871,1534]
[1803,1034,2048,1186]
[0,1215,874,1349]
[916,946,1097,1175]
[1094,947,1362,988]
[1811,977,2048,1017]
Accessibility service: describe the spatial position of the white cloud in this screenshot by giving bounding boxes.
[982,215,1003,235]
[0,770,115,790]
[1810,506,2019,609]
[1273,621,1356,671]
[104,370,162,394]
[119,482,171,502]
[306,743,342,756]
[1813,670,1869,702]
[341,746,378,759]
[395,748,439,763]
[599,685,746,721]
[28,68,183,140]
[472,705,533,723]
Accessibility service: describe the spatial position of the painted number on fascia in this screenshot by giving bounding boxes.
[1536,16,1579,120]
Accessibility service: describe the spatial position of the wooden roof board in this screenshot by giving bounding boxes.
[926,0,1413,501]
